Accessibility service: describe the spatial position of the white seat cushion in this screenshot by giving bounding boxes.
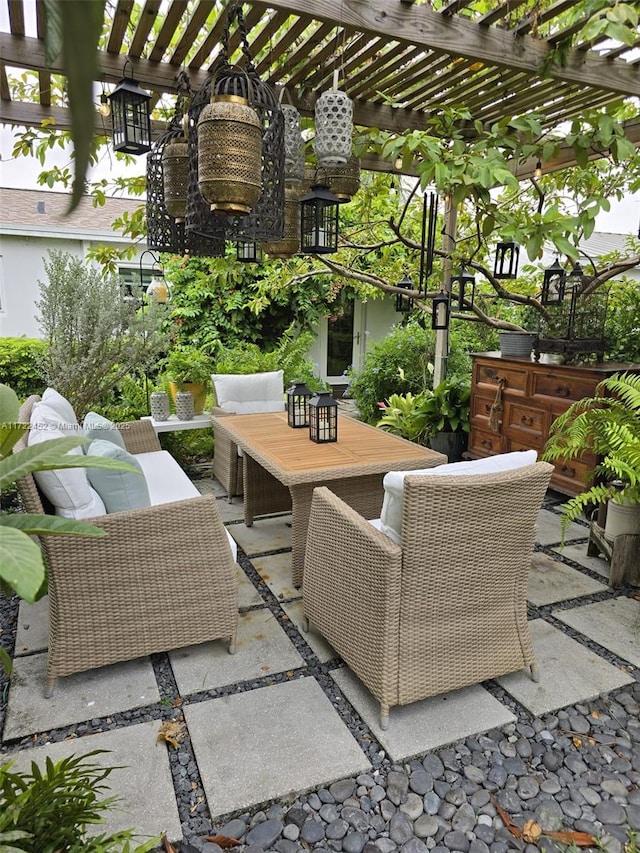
[42,388,78,425]
[380,450,538,542]
[212,370,285,414]
[368,517,401,546]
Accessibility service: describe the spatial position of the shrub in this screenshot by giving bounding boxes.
[605,278,640,363]
[0,338,48,399]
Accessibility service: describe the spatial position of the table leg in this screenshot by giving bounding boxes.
[242,453,292,527]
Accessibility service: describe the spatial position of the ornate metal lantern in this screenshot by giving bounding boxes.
[263,185,302,258]
[451,267,475,311]
[162,135,189,222]
[300,184,340,254]
[287,381,312,428]
[108,61,152,155]
[236,241,263,263]
[281,101,304,184]
[541,257,566,305]
[431,289,451,330]
[395,273,414,313]
[493,239,520,280]
[326,156,361,203]
[314,81,353,166]
[308,391,338,443]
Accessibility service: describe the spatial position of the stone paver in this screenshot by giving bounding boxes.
[168,608,304,695]
[252,552,300,601]
[237,565,264,609]
[536,509,588,546]
[229,514,292,556]
[185,677,371,819]
[331,669,515,763]
[283,600,337,663]
[195,477,227,499]
[15,595,49,656]
[213,499,247,524]
[497,619,634,716]
[553,596,640,667]
[2,720,182,844]
[528,552,607,606]
[3,654,159,741]
[552,542,610,579]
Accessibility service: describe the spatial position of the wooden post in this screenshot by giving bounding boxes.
[433,196,457,387]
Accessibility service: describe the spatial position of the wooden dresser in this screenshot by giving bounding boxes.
[468,353,639,496]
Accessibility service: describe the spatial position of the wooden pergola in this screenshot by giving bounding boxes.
[1,0,638,178]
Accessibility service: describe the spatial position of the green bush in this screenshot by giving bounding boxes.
[348,319,472,424]
[605,278,640,363]
[0,338,48,399]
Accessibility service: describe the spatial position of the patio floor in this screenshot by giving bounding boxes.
[1,474,638,849]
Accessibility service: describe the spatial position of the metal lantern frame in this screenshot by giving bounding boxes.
[395,273,414,313]
[300,183,340,254]
[308,391,338,443]
[541,257,567,305]
[431,289,451,330]
[451,267,475,311]
[287,381,312,428]
[108,60,152,155]
[493,239,520,280]
[314,78,354,167]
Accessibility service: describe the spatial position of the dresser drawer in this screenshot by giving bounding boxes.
[474,361,528,395]
[504,401,547,440]
[471,393,497,426]
[468,427,504,457]
[531,370,598,405]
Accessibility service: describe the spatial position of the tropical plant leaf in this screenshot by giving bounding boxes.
[0,646,13,676]
[0,424,28,459]
[0,527,46,603]
[0,513,106,537]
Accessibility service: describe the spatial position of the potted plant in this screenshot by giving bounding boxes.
[542,372,640,539]
[164,346,213,414]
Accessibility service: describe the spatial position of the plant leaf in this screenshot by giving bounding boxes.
[0,527,46,603]
[0,513,107,537]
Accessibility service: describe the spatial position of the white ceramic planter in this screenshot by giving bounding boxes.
[604,497,640,541]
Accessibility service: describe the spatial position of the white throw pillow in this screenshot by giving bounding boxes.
[28,410,105,518]
[212,370,285,414]
[380,450,538,542]
[42,388,78,425]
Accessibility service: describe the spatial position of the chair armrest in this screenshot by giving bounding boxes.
[120,419,162,454]
[211,406,235,417]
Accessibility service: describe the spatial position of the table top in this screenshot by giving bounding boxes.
[212,411,445,485]
[142,413,211,433]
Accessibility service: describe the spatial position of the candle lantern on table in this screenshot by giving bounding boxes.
[308,391,338,443]
[287,381,312,428]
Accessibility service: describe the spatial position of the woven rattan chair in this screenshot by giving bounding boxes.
[302,462,553,729]
[16,396,238,697]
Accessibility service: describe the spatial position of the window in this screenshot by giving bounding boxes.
[118,266,154,303]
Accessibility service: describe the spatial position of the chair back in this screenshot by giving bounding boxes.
[15,395,49,516]
[211,370,285,414]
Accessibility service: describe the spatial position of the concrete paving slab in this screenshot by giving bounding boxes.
[229,514,292,556]
[536,509,588,546]
[550,543,610,579]
[3,654,159,742]
[237,565,264,609]
[553,596,640,668]
[168,608,304,695]
[331,669,515,764]
[195,477,227,499]
[214,500,248,524]
[252,552,300,601]
[528,552,607,606]
[282,600,337,663]
[185,677,370,819]
[2,720,181,844]
[497,619,634,716]
[15,595,49,656]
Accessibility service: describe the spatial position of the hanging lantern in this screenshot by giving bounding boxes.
[314,80,353,167]
[431,289,450,330]
[395,273,414,313]
[451,267,476,312]
[287,381,312,428]
[162,135,189,222]
[236,241,264,263]
[308,391,338,443]
[108,62,152,155]
[197,93,262,215]
[566,260,586,293]
[146,276,170,304]
[300,184,340,254]
[541,257,567,305]
[493,239,520,280]
[281,102,304,184]
[326,156,361,203]
[263,185,302,258]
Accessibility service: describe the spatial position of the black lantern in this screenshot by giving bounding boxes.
[308,392,338,443]
[395,273,414,313]
[287,381,312,428]
[451,267,475,311]
[431,289,450,330]
[493,239,520,280]
[236,241,264,263]
[541,257,566,305]
[566,261,586,293]
[108,61,152,155]
[300,184,340,254]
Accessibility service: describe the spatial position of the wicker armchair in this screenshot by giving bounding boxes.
[16,396,238,696]
[302,462,553,729]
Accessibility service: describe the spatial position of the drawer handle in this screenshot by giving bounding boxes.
[520,415,535,427]
[484,404,492,414]
[560,464,576,478]
[486,370,506,384]
[481,438,493,449]
[555,385,571,397]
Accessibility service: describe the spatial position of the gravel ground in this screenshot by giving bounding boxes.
[1,486,638,853]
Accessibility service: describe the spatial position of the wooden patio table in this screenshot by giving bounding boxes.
[212,411,447,586]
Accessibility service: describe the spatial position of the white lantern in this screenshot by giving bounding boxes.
[314,83,353,167]
[281,103,304,184]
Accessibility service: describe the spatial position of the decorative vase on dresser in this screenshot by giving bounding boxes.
[468,352,640,496]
